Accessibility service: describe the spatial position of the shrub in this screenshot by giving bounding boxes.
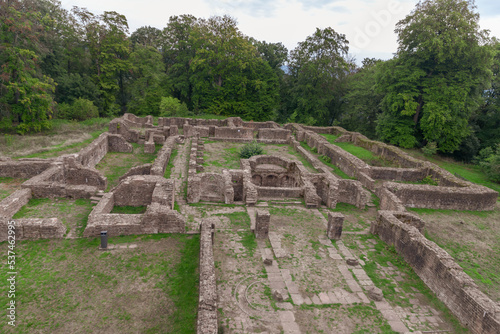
[320,155,331,164]
[56,98,98,121]
[159,96,189,117]
[239,141,264,159]
[419,175,439,186]
[477,145,500,183]
[421,141,438,156]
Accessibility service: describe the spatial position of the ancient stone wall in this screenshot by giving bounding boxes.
[298,125,498,210]
[119,164,152,182]
[257,128,291,141]
[197,219,218,334]
[109,118,140,143]
[0,188,32,221]
[84,177,184,237]
[214,127,253,139]
[112,175,162,206]
[255,209,270,238]
[0,218,65,242]
[151,136,178,176]
[0,158,54,178]
[256,186,303,199]
[242,121,279,129]
[372,211,500,334]
[385,182,497,211]
[75,133,109,168]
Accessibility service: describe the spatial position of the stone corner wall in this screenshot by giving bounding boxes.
[197,219,218,334]
[372,211,500,334]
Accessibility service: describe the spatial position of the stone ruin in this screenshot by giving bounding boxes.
[0,113,498,334]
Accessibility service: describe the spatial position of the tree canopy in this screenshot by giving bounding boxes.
[1,0,499,171]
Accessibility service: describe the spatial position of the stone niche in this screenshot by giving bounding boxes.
[248,155,302,188]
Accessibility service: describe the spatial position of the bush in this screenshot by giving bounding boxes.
[159,96,189,117]
[477,145,500,183]
[239,141,264,159]
[56,98,99,121]
[421,141,438,156]
[419,175,439,186]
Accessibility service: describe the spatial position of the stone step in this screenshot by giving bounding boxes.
[90,196,102,202]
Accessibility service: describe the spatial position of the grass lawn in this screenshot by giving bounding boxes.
[12,198,94,237]
[299,141,354,179]
[410,206,500,302]
[320,133,340,143]
[1,118,111,159]
[0,234,199,334]
[95,143,158,191]
[0,177,26,201]
[400,148,500,194]
[333,142,398,167]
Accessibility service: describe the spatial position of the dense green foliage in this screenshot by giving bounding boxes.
[239,141,264,159]
[0,0,498,182]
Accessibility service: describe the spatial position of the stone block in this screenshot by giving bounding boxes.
[327,212,344,240]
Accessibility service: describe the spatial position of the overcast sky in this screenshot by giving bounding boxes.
[60,0,500,65]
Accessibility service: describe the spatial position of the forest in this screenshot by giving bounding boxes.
[0,0,499,180]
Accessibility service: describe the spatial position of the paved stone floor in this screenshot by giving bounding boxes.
[205,204,457,334]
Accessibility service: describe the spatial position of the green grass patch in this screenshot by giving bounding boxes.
[346,305,395,333]
[333,142,397,167]
[238,230,257,256]
[110,206,147,214]
[12,198,93,237]
[320,133,341,144]
[408,207,493,218]
[402,148,500,194]
[96,145,158,191]
[164,148,178,178]
[214,211,250,229]
[355,235,469,333]
[167,235,200,334]
[299,141,355,179]
[16,129,107,159]
[0,177,26,201]
[0,234,196,333]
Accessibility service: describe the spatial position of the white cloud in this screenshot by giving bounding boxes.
[59,0,500,65]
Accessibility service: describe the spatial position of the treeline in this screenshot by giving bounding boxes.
[1,0,499,166]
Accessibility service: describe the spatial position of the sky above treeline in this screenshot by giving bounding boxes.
[60,0,500,65]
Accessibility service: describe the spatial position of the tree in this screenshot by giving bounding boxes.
[0,0,57,133]
[72,8,131,115]
[127,45,169,115]
[163,15,199,107]
[340,58,384,138]
[286,27,354,126]
[189,15,279,120]
[376,0,494,152]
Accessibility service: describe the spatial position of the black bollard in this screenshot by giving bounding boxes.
[100,231,108,249]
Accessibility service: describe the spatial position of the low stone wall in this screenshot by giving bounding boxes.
[214,127,253,139]
[109,118,140,143]
[119,164,152,182]
[151,136,179,176]
[0,218,65,241]
[242,121,279,129]
[257,128,291,141]
[112,175,163,206]
[185,124,210,138]
[256,186,303,199]
[298,125,498,210]
[197,218,218,334]
[0,158,54,178]
[84,177,185,237]
[0,188,32,220]
[372,211,500,334]
[75,133,132,168]
[385,182,498,211]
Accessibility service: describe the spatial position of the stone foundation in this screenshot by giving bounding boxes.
[197,219,218,334]
[255,209,270,238]
[371,211,500,334]
[327,212,344,240]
